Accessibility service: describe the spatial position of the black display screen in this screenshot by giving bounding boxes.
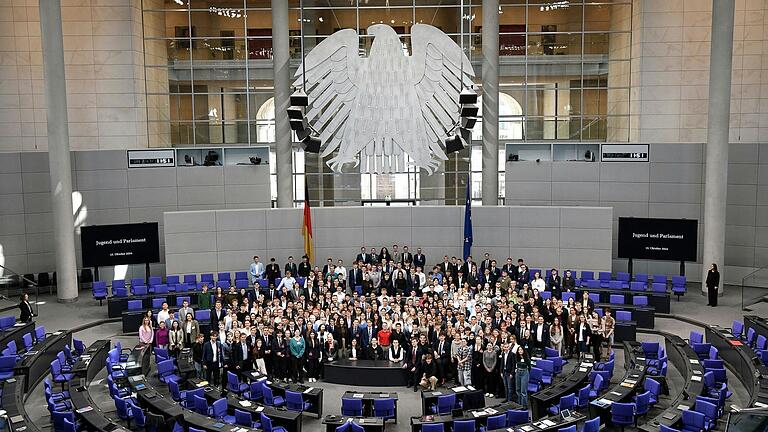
[618,217,698,261]
[80,223,160,267]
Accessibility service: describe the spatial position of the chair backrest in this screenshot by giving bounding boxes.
[112,279,126,289]
[695,399,717,420]
[608,280,623,289]
[732,320,744,337]
[212,398,227,417]
[592,373,604,391]
[486,414,506,430]
[194,395,208,414]
[218,272,230,282]
[127,300,142,311]
[757,335,767,351]
[529,367,542,382]
[168,379,182,401]
[633,295,648,306]
[672,275,686,286]
[260,414,274,432]
[506,409,529,426]
[653,274,667,284]
[557,426,576,432]
[152,297,167,309]
[562,292,575,303]
[248,381,264,400]
[184,274,197,284]
[651,282,666,292]
[341,398,363,416]
[157,359,175,377]
[538,359,554,374]
[576,385,590,407]
[645,378,660,396]
[641,341,659,357]
[285,390,304,410]
[635,391,650,413]
[235,409,252,427]
[560,393,576,410]
[611,402,635,423]
[453,419,475,432]
[22,333,33,349]
[201,273,214,282]
[35,325,46,341]
[747,328,756,344]
[422,424,445,432]
[581,271,594,280]
[682,409,705,428]
[587,280,600,289]
[263,386,276,403]
[236,279,249,289]
[609,294,624,304]
[659,425,682,432]
[373,398,395,415]
[616,311,631,321]
[589,293,600,304]
[544,347,559,358]
[630,281,645,291]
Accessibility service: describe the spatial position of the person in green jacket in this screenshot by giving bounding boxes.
[289,329,306,383]
[197,283,211,311]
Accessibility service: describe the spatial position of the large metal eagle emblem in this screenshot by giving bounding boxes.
[295,24,475,174]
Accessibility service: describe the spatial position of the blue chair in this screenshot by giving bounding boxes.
[681,409,706,432]
[548,393,576,415]
[652,283,667,293]
[616,311,631,322]
[575,384,590,409]
[132,285,148,296]
[641,342,660,359]
[236,279,249,289]
[582,417,600,432]
[562,292,575,303]
[588,374,604,398]
[112,279,126,291]
[113,286,128,297]
[168,379,187,404]
[148,276,162,287]
[690,331,704,346]
[745,327,756,346]
[538,359,555,384]
[217,272,231,282]
[235,271,248,282]
[22,332,34,351]
[652,274,667,286]
[695,399,718,430]
[183,274,197,284]
[581,271,594,282]
[193,395,212,416]
[630,281,646,292]
[201,273,215,283]
[373,398,396,423]
[552,356,564,374]
[226,371,248,395]
[610,402,636,430]
[151,297,166,309]
[235,409,259,428]
[633,296,648,306]
[50,359,73,387]
[757,335,767,351]
[93,281,108,305]
[616,272,630,288]
[211,398,236,423]
[244,381,264,401]
[608,280,623,290]
[672,275,687,299]
[634,391,651,418]
[527,367,543,392]
[506,409,529,426]
[586,279,601,289]
[114,396,133,424]
[422,425,445,432]
[260,413,288,432]
[598,271,612,287]
[127,299,142,311]
[129,401,146,429]
[157,359,180,383]
[481,414,506,432]
[431,394,458,415]
[341,398,363,416]
[644,378,661,405]
[732,320,744,338]
[692,343,711,360]
[185,388,205,409]
[285,390,312,413]
[51,411,75,432]
[557,427,576,432]
[609,294,624,304]
[660,425,682,432]
[453,419,475,432]
[263,386,285,407]
[35,325,47,342]
[62,417,77,432]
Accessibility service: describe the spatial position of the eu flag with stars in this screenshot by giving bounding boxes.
[463,174,473,260]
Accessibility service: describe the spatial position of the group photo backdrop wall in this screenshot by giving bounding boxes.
[163,206,613,276]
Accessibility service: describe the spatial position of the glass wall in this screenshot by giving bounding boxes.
[142,0,632,205]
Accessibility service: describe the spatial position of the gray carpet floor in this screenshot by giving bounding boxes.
[22,284,755,432]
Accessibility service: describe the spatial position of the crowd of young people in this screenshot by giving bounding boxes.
[136,245,614,408]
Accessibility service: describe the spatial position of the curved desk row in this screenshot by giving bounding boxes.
[0,320,35,358]
[705,325,768,408]
[240,370,324,418]
[640,333,705,432]
[574,287,670,314]
[530,354,595,421]
[588,341,649,424]
[324,359,408,387]
[322,416,384,432]
[420,386,484,415]
[488,411,586,432]
[129,374,261,432]
[188,377,302,432]
[594,302,655,329]
[67,339,133,432]
[2,376,40,432]
[14,330,71,392]
[409,401,521,432]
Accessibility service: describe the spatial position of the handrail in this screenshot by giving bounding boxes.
[0,263,39,289]
[741,264,768,284]
[0,263,40,315]
[741,265,768,311]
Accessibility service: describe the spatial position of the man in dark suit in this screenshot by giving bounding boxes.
[531,316,550,354]
[365,338,385,360]
[413,248,426,270]
[502,258,517,279]
[232,332,252,371]
[322,258,334,276]
[581,291,595,314]
[439,256,453,276]
[499,342,516,402]
[348,263,364,288]
[356,247,370,265]
[432,332,451,384]
[547,269,562,299]
[265,258,281,286]
[479,253,492,274]
[210,301,226,329]
[202,331,223,386]
[405,337,426,390]
[284,256,298,279]
[400,245,413,265]
[297,255,312,278]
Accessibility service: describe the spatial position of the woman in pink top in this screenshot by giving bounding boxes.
[139,317,154,345]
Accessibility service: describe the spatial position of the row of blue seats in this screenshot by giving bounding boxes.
[0,325,51,379]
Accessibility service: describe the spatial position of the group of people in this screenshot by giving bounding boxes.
[135,246,614,409]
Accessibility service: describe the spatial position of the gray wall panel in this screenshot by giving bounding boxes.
[0,173,22,194]
[216,230,267,252]
[649,183,702,203]
[728,164,758,185]
[510,207,559,227]
[0,214,26,235]
[551,162,599,182]
[552,182,599,201]
[0,153,21,173]
[177,166,224,186]
[79,189,129,210]
[506,182,552,202]
[129,187,177,207]
[164,211,216,234]
[75,169,128,190]
[178,186,225,206]
[0,194,24,215]
[223,185,271,206]
[216,209,266,231]
[75,149,127,170]
[599,183,650,203]
[728,143,758,164]
[23,192,52,213]
[599,163,650,182]
[22,172,51,193]
[223,166,269,185]
[20,152,50,172]
[127,168,177,188]
[505,162,552,182]
[649,162,703,184]
[650,143,703,163]
[727,185,758,206]
[165,232,217,254]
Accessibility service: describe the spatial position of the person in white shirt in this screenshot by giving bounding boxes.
[531,271,545,292]
[278,271,296,291]
[157,302,170,326]
[249,255,264,284]
[415,268,426,289]
[389,339,404,362]
[334,260,347,277]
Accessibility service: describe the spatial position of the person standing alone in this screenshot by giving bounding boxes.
[706,263,720,307]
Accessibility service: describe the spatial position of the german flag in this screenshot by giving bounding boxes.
[302,179,314,264]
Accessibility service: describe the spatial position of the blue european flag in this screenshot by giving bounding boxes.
[463,174,473,261]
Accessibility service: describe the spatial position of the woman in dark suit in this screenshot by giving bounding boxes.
[706,263,720,307]
[19,293,33,323]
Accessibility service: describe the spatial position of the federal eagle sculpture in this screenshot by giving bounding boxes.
[294,24,475,174]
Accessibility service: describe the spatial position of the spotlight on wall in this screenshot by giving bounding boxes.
[459,88,478,105]
[290,89,309,107]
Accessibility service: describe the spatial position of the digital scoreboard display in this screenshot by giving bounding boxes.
[127,150,175,168]
[618,217,698,262]
[80,223,160,267]
[601,144,650,162]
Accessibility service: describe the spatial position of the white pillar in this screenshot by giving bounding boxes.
[39,0,78,302]
[482,0,499,205]
[701,0,734,293]
[272,0,293,208]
